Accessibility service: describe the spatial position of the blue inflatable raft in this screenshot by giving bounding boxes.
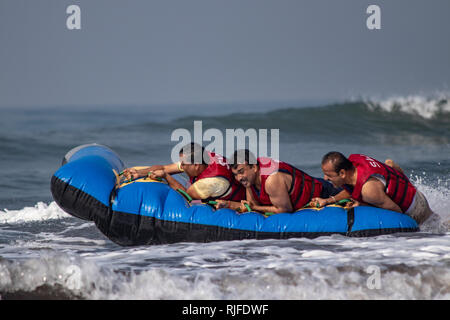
[50,144,419,246]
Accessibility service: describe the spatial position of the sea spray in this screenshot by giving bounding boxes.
[0,202,70,224]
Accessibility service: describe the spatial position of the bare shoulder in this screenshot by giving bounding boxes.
[265,172,289,194]
[361,177,387,202]
[362,177,385,192]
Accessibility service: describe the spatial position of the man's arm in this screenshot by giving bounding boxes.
[185,183,205,200]
[215,187,260,212]
[152,170,188,193]
[214,199,243,211]
[250,173,293,214]
[312,189,351,207]
[145,163,183,175]
[360,178,402,213]
[149,169,205,200]
[123,163,182,180]
[244,186,259,207]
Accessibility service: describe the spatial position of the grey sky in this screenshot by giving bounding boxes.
[1,0,449,108]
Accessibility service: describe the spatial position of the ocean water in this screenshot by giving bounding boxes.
[0,94,449,299]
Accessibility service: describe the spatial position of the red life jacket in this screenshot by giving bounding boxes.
[250,157,323,210]
[190,152,245,201]
[345,154,416,212]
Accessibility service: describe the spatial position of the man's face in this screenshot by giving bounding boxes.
[180,162,199,177]
[321,161,345,188]
[179,154,204,178]
[232,163,258,188]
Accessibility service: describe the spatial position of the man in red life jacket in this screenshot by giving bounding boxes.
[315,151,433,224]
[121,143,245,202]
[216,149,341,214]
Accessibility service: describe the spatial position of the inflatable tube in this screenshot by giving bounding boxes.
[51,145,419,246]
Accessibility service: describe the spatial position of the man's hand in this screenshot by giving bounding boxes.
[214,200,246,212]
[310,197,329,208]
[122,168,139,180]
[344,199,361,209]
[240,200,252,212]
[214,200,230,209]
[148,169,166,180]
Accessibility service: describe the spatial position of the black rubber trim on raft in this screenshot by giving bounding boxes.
[50,176,419,246]
[346,207,355,235]
[108,209,418,245]
[51,175,113,235]
[51,175,104,222]
[346,228,419,237]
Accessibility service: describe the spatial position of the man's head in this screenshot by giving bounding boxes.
[321,151,354,188]
[179,143,209,177]
[231,149,259,188]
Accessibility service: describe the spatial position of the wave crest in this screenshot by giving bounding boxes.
[363,93,450,120]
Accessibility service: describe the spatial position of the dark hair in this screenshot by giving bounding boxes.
[179,142,208,165]
[321,151,354,173]
[231,149,257,169]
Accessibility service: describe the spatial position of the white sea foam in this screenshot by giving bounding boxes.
[364,92,450,119]
[0,201,71,224]
[1,234,449,300]
[411,178,450,233]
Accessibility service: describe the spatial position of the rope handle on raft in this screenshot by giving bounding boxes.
[177,188,193,203]
[206,200,276,218]
[206,200,251,213]
[337,199,352,205]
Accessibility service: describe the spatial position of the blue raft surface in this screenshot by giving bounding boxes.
[50,144,419,246]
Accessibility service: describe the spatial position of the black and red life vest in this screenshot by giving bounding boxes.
[344,154,416,213]
[250,157,323,210]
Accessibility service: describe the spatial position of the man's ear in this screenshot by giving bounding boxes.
[339,169,346,178]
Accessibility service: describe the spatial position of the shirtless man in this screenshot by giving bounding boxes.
[314,151,433,224]
[216,149,341,214]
